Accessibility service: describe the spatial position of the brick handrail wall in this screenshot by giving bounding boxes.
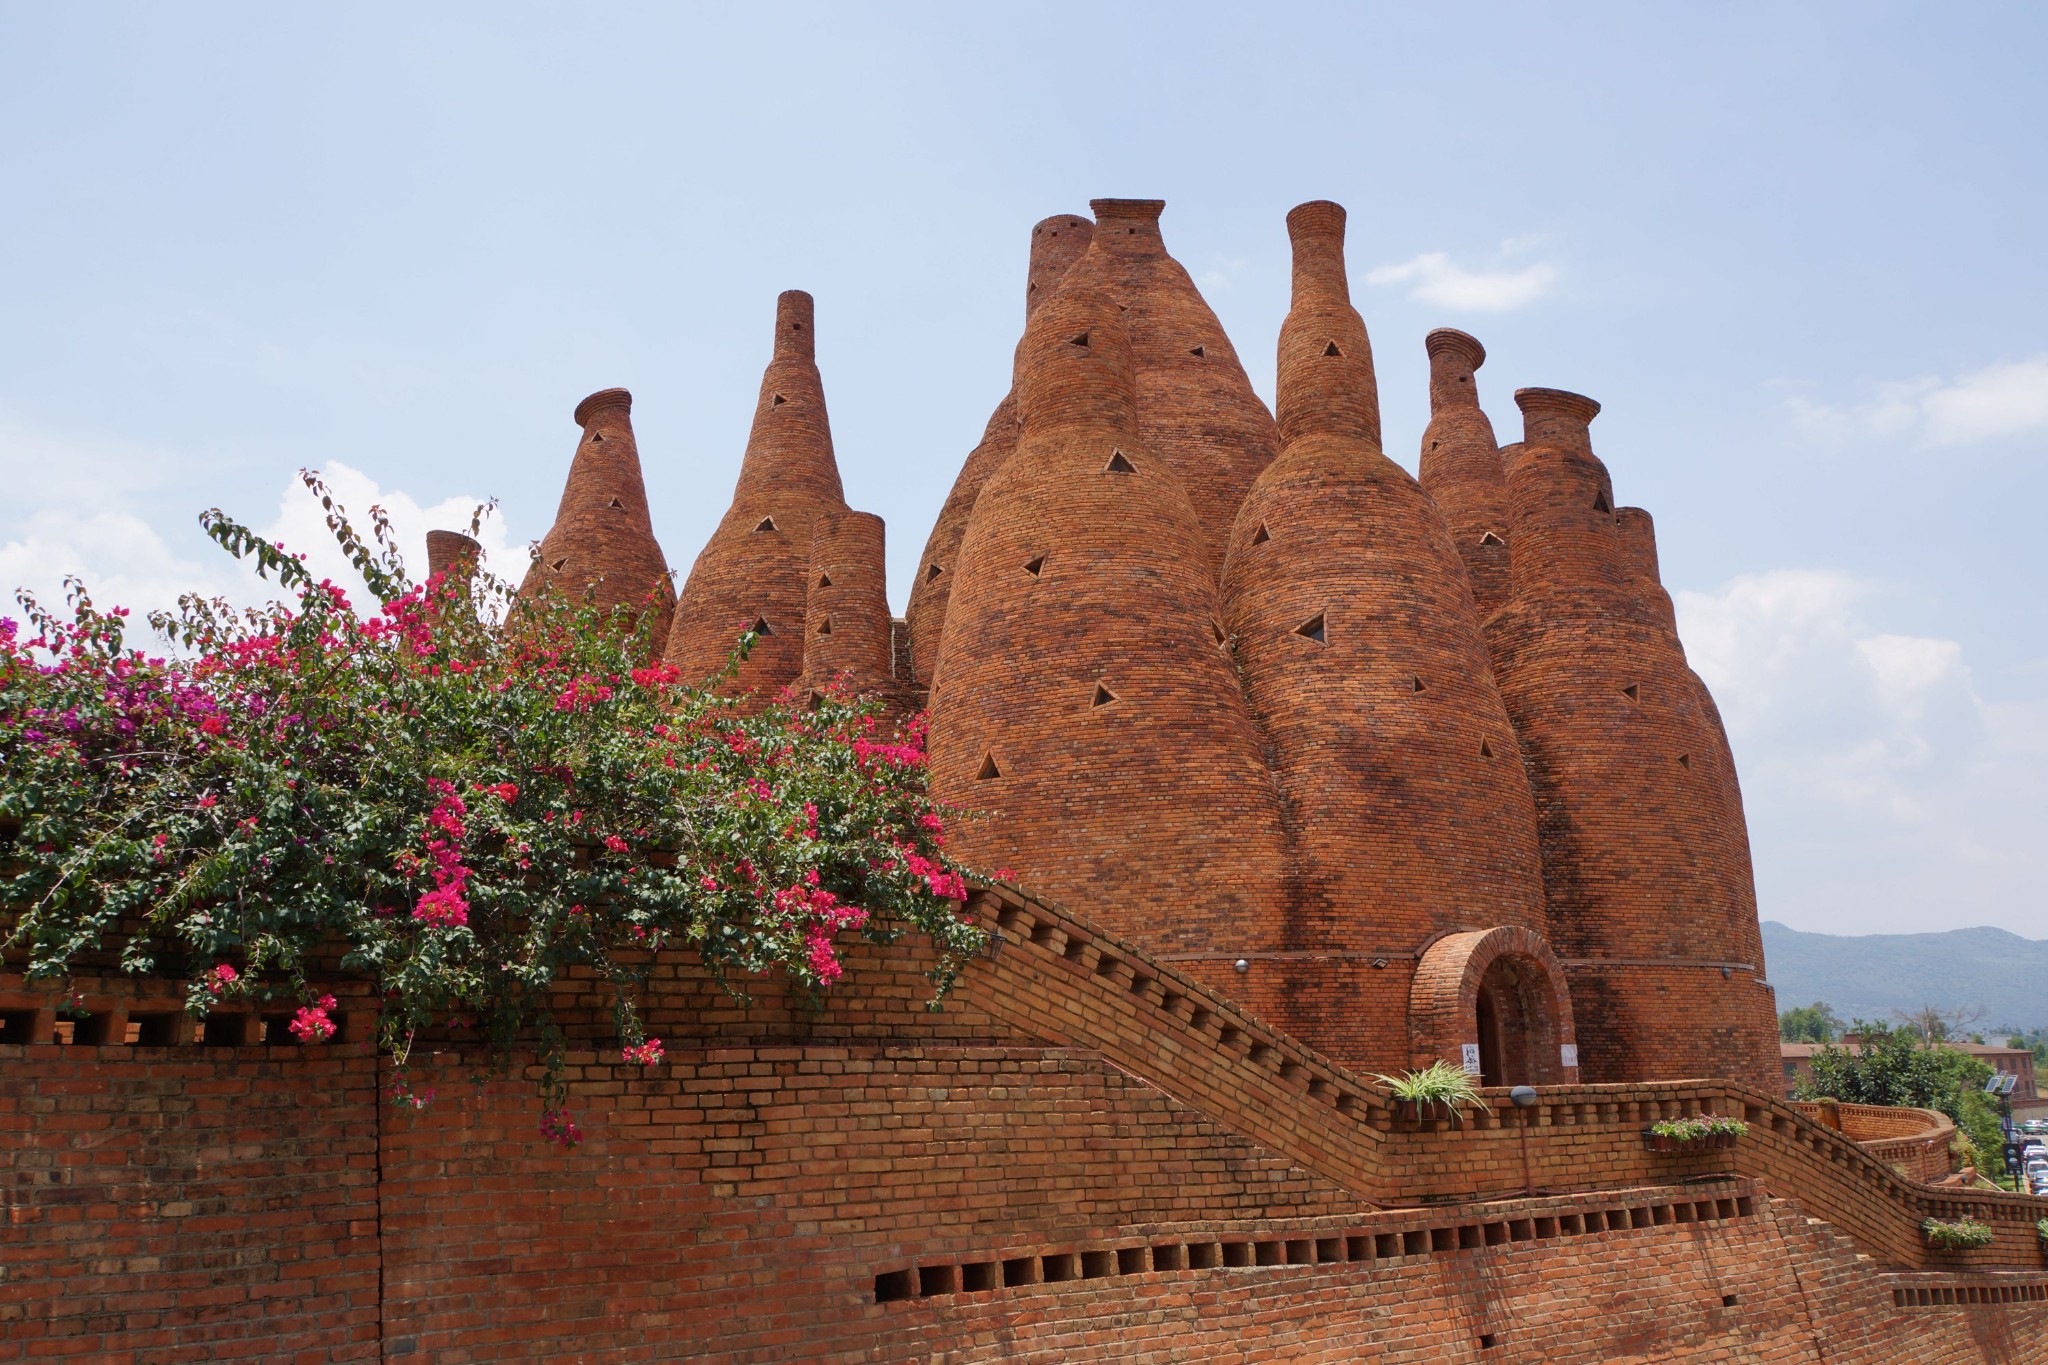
[1790,1101,1957,1184]
[952,884,2048,1270]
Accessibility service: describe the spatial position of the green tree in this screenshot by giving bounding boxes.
[1779,1001,1841,1043]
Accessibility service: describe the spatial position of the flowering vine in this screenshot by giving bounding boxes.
[0,474,983,1144]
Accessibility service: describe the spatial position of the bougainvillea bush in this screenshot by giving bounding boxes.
[0,476,981,1142]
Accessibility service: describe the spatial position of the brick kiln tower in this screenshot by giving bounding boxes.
[1220,202,1569,1083]
[666,291,849,707]
[799,509,903,710]
[927,286,1291,958]
[903,214,1094,687]
[1417,329,1513,618]
[517,387,675,655]
[1484,389,1778,1089]
[1058,199,1280,581]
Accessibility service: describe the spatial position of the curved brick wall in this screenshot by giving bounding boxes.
[1218,202,1548,1071]
[1416,328,1512,618]
[1056,198,1279,582]
[516,387,675,657]
[1485,390,1778,1089]
[801,508,900,706]
[423,529,479,585]
[927,287,1291,958]
[905,214,1094,686]
[666,291,849,707]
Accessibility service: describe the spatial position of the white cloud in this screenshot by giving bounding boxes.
[1676,568,2048,936]
[0,413,518,637]
[1365,247,1559,312]
[1783,354,2048,448]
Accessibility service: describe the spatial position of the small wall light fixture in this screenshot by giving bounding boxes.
[1233,958,1250,974]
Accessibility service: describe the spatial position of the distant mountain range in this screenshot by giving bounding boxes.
[1761,921,2048,1033]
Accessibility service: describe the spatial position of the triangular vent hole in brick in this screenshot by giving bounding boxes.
[1480,740,1494,758]
[1479,531,1505,546]
[817,572,832,588]
[1412,676,1426,692]
[1190,345,1206,357]
[1623,683,1639,702]
[1070,332,1090,348]
[550,557,568,572]
[976,753,1002,780]
[1594,490,1611,514]
[754,516,778,533]
[608,497,624,509]
[1252,523,1271,545]
[752,616,773,636]
[1678,753,1691,769]
[1211,620,1227,646]
[1324,340,1342,357]
[925,563,943,582]
[817,617,832,636]
[1295,613,1327,644]
[1105,450,1136,474]
[590,431,604,443]
[772,394,788,406]
[1092,682,1117,707]
[1023,555,1045,578]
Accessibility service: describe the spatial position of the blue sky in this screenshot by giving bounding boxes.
[3,4,2044,937]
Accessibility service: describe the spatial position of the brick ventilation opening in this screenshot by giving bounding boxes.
[817,572,831,587]
[1092,683,1118,708]
[976,753,1002,780]
[607,497,623,509]
[1412,676,1426,692]
[772,394,788,406]
[1323,341,1342,357]
[1479,1334,1499,1349]
[1211,621,1227,646]
[1678,753,1691,769]
[1069,332,1090,348]
[873,1270,913,1303]
[1623,683,1640,702]
[590,431,604,442]
[1479,531,1505,546]
[1252,523,1271,545]
[1480,740,1494,758]
[1189,346,1206,357]
[754,517,778,532]
[1023,555,1046,578]
[1594,490,1612,514]
[1722,1294,1738,1307]
[200,1015,249,1047]
[129,1012,178,1046]
[817,618,832,636]
[1104,450,1136,474]
[1295,613,1327,645]
[751,616,773,636]
[550,557,568,571]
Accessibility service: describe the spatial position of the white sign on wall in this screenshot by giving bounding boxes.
[1560,1044,1579,1069]
[1460,1043,1482,1076]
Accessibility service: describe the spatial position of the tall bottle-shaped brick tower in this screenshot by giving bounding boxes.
[799,509,901,709]
[928,286,1291,965]
[1221,202,1565,1080]
[1615,506,1680,639]
[1059,199,1281,582]
[518,388,675,656]
[1417,329,1513,618]
[667,291,848,707]
[1485,390,1778,1089]
[905,214,1094,686]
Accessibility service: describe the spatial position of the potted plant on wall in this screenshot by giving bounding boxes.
[1374,1061,1484,1126]
[1921,1216,1996,1252]
[1642,1116,1746,1153]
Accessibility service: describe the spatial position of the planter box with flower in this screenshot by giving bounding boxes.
[1375,1061,1485,1127]
[1642,1116,1746,1153]
[1922,1217,1996,1252]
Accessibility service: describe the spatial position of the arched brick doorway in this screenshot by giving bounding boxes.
[1409,926,1579,1086]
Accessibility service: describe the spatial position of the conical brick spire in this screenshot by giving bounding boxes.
[1615,506,1680,639]
[1485,390,1778,1090]
[1418,328,1512,617]
[1055,199,1280,583]
[666,291,849,707]
[800,509,901,710]
[928,286,1290,962]
[905,214,1093,687]
[518,387,674,656]
[1221,201,1555,1077]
